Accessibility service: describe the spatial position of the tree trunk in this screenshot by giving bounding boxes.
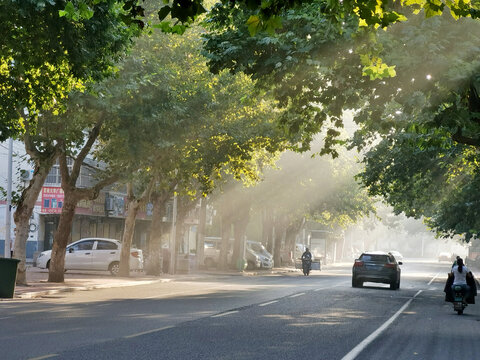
[273,215,284,267]
[48,196,78,282]
[262,208,274,253]
[232,209,249,270]
[285,223,298,264]
[174,196,191,272]
[195,197,207,270]
[174,213,185,271]
[146,192,168,276]
[119,196,140,277]
[13,163,54,284]
[219,214,231,271]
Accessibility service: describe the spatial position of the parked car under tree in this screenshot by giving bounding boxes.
[36,238,144,276]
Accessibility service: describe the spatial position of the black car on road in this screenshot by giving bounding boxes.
[352,251,402,290]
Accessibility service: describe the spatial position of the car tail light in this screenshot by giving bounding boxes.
[130,251,140,258]
[354,260,364,267]
[384,263,395,268]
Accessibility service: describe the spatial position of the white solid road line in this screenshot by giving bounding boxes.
[211,310,239,318]
[259,300,278,307]
[314,283,345,292]
[289,292,305,298]
[428,272,441,285]
[124,325,175,339]
[27,354,58,360]
[341,289,424,360]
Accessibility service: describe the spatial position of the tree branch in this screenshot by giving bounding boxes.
[70,119,104,181]
[75,173,120,201]
[452,127,480,147]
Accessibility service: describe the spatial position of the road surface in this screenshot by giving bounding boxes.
[1,259,479,359]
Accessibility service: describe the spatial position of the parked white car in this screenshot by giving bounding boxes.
[36,238,144,276]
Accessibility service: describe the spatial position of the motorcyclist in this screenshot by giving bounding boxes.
[450,258,472,303]
[301,247,312,261]
[301,248,312,275]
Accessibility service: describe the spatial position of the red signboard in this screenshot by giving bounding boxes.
[41,187,64,214]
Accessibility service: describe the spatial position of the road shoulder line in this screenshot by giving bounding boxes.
[341,290,423,360]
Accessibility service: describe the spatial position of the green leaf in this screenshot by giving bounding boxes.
[78,3,94,20]
[265,15,282,35]
[246,15,261,36]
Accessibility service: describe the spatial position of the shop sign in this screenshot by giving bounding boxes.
[41,187,64,214]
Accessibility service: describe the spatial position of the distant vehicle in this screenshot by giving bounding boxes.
[389,250,403,262]
[246,241,273,269]
[438,252,452,262]
[36,238,144,276]
[352,251,402,290]
[203,237,265,270]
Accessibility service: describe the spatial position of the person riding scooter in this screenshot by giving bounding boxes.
[451,258,472,302]
[301,248,312,276]
[444,257,477,305]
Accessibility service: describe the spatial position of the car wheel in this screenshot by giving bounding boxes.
[46,260,50,269]
[390,280,398,290]
[397,278,401,289]
[352,278,357,287]
[109,261,120,276]
[247,261,255,270]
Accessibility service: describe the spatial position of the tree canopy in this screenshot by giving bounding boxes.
[0,0,139,140]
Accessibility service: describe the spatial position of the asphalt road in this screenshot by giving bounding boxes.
[2,259,480,360]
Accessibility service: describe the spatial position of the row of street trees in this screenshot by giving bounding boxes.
[201,1,480,241]
[208,145,375,268]
[3,0,480,283]
[3,3,287,283]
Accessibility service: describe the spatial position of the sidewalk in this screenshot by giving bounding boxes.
[9,261,350,300]
[9,265,300,300]
[11,266,165,300]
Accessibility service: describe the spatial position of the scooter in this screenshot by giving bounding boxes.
[302,258,312,276]
[452,285,467,315]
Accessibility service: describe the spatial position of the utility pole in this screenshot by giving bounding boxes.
[4,138,13,258]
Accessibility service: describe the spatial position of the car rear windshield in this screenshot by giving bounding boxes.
[360,254,392,263]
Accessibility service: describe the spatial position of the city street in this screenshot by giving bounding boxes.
[3,4,480,360]
[2,259,480,359]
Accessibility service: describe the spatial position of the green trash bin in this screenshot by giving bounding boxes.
[0,258,20,298]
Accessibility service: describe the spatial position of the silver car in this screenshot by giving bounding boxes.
[247,241,273,269]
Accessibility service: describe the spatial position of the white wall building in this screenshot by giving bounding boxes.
[0,140,38,258]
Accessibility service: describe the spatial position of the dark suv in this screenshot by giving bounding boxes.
[352,251,402,290]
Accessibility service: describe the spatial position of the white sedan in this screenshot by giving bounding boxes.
[389,250,404,262]
[36,238,144,276]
